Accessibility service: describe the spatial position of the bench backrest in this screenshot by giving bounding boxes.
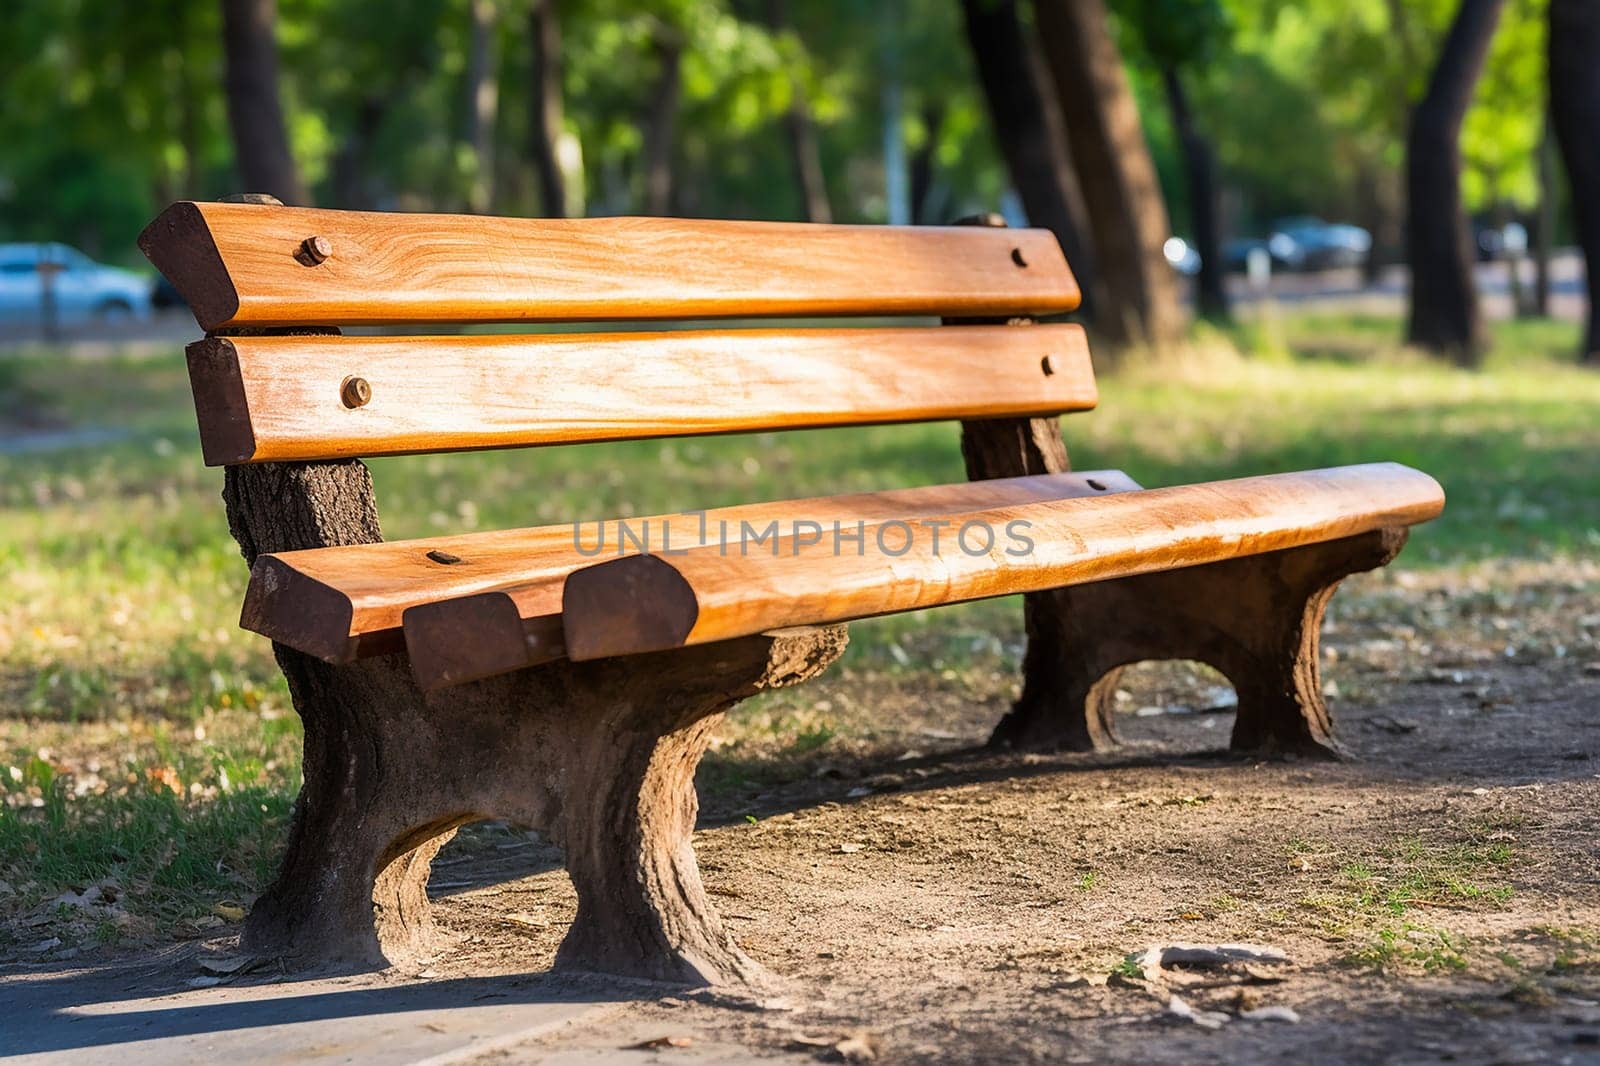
[140,202,1096,466]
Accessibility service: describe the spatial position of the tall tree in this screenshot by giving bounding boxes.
[1116,0,1232,320]
[528,0,567,216]
[908,101,945,224]
[959,0,1102,318]
[219,0,305,204]
[642,23,684,215]
[1160,68,1225,318]
[1405,0,1506,362]
[1532,115,1555,318]
[1033,0,1183,348]
[764,0,832,222]
[1549,0,1600,363]
[463,0,501,213]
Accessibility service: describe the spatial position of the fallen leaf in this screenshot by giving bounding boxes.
[835,1029,880,1061]
[212,902,246,922]
[1241,1005,1301,1023]
[146,766,182,795]
[627,1035,693,1050]
[503,911,544,928]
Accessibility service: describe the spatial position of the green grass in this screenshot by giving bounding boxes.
[1,311,1597,938]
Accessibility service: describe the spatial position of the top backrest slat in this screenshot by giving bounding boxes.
[139,202,1080,331]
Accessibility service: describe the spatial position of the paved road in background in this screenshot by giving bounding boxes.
[0,253,1586,354]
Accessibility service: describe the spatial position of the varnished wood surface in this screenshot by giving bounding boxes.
[139,201,1081,331]
[239,471,1143,665]
[187,324,1097,464]
[560,464,1446,661]
[399,470,1141,688]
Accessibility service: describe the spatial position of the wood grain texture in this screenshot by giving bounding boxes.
[139,201,1080,331]
[561,463,1446,660]
[400,470,1141,689]
[186,324,1097,464]
[241,471,1142,665]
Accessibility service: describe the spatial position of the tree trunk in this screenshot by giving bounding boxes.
[528,0,567,218]
[764,0,831,223]
[330,97,386,210]
[1357,165,1403,288]
[642,29,683,216]
[959,0,1102,319]
[909,102,945,225]
[1032,0,1183,349]
[1160,66,1228,320]
[464,0,500,214]
[219,0,306,205]
[1405,0,1506,363]
[1550,0,1600,362]
[1533,114,1555,318]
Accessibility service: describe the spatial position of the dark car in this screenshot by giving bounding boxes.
[1270,216,1372,271]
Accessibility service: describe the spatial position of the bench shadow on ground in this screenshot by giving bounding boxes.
[433,662,1600,903]
[0,955,630,1059]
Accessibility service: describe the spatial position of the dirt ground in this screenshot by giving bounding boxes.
[10,564,1600,1064]
[400,563,1597,1064]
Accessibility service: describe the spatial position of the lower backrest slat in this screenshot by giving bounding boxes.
[189,324,1096,465]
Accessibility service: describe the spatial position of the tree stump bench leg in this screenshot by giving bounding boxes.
[243,629,846,982]
[542,627,848,986]
[223,459,847,985]
[990,527,1411,758]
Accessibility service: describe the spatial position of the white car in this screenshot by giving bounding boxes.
[0,242,153,326]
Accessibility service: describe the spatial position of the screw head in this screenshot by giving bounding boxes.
[340,376,371,409]
[298,235,332,265]
[1040,354,1055,376]
[1011,247,1029,268]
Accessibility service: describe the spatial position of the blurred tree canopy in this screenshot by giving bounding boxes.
[0,0,1559,266]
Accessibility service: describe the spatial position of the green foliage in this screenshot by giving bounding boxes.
[0,0,1558,251]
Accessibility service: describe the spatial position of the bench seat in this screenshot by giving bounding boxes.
[242,469,1143,667]
[560,462,1444,661]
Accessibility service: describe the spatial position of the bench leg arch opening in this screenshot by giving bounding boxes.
[991,528,1411,759]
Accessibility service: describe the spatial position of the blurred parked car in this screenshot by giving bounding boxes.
[1473,220,1529,262]
[0,243,153,325]
[1162,236,1201,276]
[1269,216,1372,271]
[1224,238,1263,273]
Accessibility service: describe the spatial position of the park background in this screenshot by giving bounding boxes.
[1,1,1597,1060]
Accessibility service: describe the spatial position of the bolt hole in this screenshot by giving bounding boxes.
[1040,355,1055,376]
[426,550,463,565]
[1086,478,1107,491]
[1011,247,1029,268]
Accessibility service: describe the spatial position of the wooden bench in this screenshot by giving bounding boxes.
[140,198,1443,987]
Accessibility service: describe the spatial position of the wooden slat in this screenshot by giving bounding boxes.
[139,201,1080,331]
[400,471,1143,689]
[186,324,1096,465]
[560,464,1446,661]
[240,471,1143,665]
